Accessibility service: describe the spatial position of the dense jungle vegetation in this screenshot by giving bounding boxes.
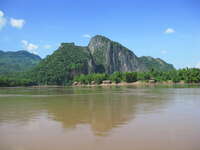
[1,68,200,87]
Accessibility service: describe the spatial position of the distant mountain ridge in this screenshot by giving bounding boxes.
[139,56,175,72]
[30,35,175,85]
[0,50,41,74]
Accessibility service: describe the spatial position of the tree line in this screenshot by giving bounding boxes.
[0,76,36,87]
[0,68,200,87]
[73,68,200,85]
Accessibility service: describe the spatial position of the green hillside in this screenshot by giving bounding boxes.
[30,43,94,85]
[139,56,175,72]
[0,50,41,74]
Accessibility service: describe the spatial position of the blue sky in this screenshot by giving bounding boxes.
[0,0,200,69]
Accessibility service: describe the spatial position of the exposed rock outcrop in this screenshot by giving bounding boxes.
[88,35,147,73]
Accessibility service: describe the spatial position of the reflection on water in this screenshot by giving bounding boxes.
[0,86,200,150]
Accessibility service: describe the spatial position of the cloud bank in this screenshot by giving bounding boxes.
[0,10,6,30]
[0,10,26,30]
[82,34,91,38]
[21,40,38,54]
[164,28,175,34]
[10,18,25,29]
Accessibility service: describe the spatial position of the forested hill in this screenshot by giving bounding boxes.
[30,43,94,85]
[29,35,175,85]
[139,56,175,72]
[0,50,41,74]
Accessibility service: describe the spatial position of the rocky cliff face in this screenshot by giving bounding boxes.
[88,35,147,73]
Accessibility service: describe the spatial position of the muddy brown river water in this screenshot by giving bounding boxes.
[0,86,200,150]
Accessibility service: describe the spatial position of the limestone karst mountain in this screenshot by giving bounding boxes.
[30,35,175,84]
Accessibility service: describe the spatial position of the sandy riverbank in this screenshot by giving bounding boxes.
[71,81,200,87]
[2,81,197,88]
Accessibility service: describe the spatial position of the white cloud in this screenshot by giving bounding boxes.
[10,18,25,29]
[82,34,91,38]
[0,10,6,30]
[21,40,28,46]
[161,50,167,54]
[196,62,200,68]
[21,40,38,54]
[43,44,52,49]
[0,10,4,17]
[164,28,175,34]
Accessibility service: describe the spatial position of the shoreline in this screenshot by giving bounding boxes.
[0,81,200,88]
[71,81,200,87]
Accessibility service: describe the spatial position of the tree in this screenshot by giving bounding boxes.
[124,72,137,83]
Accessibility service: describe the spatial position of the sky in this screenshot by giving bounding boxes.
[0,0,200,69]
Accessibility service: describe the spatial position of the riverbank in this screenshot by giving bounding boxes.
[71,80,200,87]
[0,81,199,88]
